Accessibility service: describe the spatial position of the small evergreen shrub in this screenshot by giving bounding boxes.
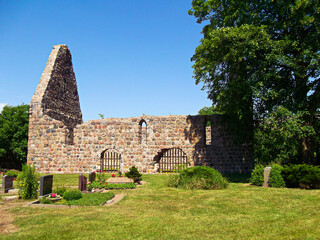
[17,164,39,199]
[250,164,265,186]
[170,166,228,190]
[55,186,67,196]
[269,164,285,188]
[5,170,19,178]
[125,166,142,183]
[63,189,83,201]
[281,164,320,189]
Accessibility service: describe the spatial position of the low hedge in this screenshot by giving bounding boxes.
[282,164,320,189]
[250,164,320,189]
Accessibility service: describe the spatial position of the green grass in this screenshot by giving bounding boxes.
[62,192,114,206]
[1,174,320,239]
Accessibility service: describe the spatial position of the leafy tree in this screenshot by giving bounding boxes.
[255,107,316,165]
[189,0,320,162]
[198,106,221,116]
[0,104,29,169]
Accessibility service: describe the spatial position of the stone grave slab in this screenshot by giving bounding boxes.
[263,167,272,187]
[2,175,14,193]
[89,172,96,183]
[78,174,87,191]
[40,175,53,196]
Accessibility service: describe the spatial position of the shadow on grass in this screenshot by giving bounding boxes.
[223,173,251,183]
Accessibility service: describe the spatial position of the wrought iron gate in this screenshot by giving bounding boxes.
[101,149,121,172]
[159,148,188,173]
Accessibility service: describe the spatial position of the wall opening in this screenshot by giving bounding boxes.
[101,149,121,172]
[139,119,147,144]
[65,127,74,145]
[205,120,212,146]
[159,148,188,173]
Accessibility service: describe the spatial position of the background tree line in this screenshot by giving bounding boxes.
[192,0,320,166]
[0,104,29,170]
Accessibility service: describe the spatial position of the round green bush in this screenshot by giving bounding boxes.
[250,164,265,186]
[171,166,228,190]
[63,189,83,201]
[269,164,285,188]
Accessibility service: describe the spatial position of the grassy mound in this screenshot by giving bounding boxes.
[168,166,228,190]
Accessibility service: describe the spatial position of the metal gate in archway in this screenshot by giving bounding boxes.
[101,149,121,172]
[159,148,188,173]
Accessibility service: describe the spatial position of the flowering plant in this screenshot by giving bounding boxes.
[112,174,116,177]
[51,193,58,198]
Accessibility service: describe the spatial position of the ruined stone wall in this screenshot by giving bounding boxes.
[27,45,253,174]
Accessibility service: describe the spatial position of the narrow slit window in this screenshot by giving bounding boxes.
[205,120,211,145]
[139,120,147,144]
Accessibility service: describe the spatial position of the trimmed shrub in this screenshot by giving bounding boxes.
[17,164,39,199]
[5,170,19,178]
[281,164,320,189]
[250,164,265,186]
[63,190,83,201]
[269,164,285,188]
[170,166,228,190]
[125,166,142,183]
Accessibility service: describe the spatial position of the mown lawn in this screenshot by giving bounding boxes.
[1,174,320,239]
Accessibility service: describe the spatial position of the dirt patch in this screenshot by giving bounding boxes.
[0,201,21,234]
[105,194,125,206]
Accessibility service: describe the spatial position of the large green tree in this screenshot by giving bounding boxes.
[190,0,320,163]
[0,104,29,169]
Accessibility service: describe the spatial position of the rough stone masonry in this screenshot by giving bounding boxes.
[27,44,253,174]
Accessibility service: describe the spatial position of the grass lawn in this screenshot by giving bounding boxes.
[1,174,320,239]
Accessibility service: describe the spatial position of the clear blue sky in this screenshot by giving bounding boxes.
[0,0,211,122]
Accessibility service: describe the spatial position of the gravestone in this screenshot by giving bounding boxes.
[40,175,53,196]
[78,174,87,191]
[2,175,14,193]
[263,167,272,187]
[89,172,96,183]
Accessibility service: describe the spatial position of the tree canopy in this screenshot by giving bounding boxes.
[190,0,320,164]
[190,0,320,117]
[0,104,29,169]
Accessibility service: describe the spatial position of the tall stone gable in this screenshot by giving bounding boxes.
[27,45,253,174]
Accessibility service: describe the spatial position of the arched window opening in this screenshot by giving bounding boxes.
[139,119,147,144]
[205,120,212,146]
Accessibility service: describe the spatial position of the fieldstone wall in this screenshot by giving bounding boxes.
[27,45,253,174]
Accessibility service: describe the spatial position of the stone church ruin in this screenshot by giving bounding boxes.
[27,45,253,174]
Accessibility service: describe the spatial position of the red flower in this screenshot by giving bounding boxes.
[13,178,16,181]
[103,183,107,185]
[58,168,61,171]
[112,174,115,177]
[51,193,57,198]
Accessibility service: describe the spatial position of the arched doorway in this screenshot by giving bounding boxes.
[159,148,188,173]
[101,149,121,172]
